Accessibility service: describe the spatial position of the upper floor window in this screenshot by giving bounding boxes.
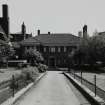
[51,47,55,52]
[58,47,61,52]
[64,47,66,52]
[44,47,46,52]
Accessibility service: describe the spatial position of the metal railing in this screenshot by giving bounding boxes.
[69,71,105,101]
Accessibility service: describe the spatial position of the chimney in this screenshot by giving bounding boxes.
[37,29,40,35]
[83,25,87,39]
[2,4,8,18]
[48,32,50,35]
[22,22,26,40]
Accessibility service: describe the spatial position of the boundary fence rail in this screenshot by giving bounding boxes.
[69,71,105,101]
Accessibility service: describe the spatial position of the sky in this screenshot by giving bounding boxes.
[0,0,105,36]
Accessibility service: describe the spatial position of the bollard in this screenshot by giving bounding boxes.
[94,75,96,97]
[74,70,75,79]
[81,71,82,84]
[12,75,15,97]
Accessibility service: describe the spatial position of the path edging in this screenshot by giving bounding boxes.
[63,72,105,105]
[1,72,47,105]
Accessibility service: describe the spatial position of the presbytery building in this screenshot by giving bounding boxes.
[20,31,82,67]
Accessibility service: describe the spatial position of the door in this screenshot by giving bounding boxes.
[49,57,55,67]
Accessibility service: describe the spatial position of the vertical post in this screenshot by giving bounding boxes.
[94,75,96,96]
[81,71,82,84]
[74,70,75,79]
[12,75,15,97]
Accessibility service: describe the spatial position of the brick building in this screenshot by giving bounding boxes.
[21,31,81,67]
[10,22,32,42]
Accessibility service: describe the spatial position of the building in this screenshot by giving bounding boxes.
[20,31,81,67]
[10,22,32,42]
[10,22,32,59]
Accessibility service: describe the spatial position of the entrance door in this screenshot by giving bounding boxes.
[49,58,55,67]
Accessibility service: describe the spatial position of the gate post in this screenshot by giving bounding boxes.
[94,75,96,96]
[81,71,82,84]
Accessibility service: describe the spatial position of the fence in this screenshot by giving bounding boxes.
[69,71,105,101]
[0,73,34,97]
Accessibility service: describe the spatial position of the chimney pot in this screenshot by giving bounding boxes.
[48,32,50,35]
[37,29,40,35]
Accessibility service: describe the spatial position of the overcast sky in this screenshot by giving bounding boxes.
[0,0,105,36]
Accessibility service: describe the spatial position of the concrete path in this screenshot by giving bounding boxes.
[13,71,80,105]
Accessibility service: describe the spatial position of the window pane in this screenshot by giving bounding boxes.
[44,47,46,52]
[51,47,55,52]
[58,47,61,52]
[64,47,66,52]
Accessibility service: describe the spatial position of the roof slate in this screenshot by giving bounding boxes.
[20,37,41,46]
[35,33,81,46]
[21,33,82,46]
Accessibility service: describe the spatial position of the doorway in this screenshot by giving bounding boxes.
[49,57,55,67]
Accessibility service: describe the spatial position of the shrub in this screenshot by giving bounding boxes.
[10,66,39,90]
[38,64,48,72]
[21,66,39,81]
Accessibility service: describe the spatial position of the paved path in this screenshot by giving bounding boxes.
[13,71,80,105]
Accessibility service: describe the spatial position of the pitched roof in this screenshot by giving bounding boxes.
[35,33,81,46]
[20,37,41,46]
[20,33,81,46]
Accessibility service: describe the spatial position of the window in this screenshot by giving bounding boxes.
[44,47,46,52]
[64,47,66,52]
[51,47,55,52]
[58,47,61,52]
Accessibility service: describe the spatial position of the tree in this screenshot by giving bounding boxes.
[72,32,105,68]
[89,35,105,63]
[0,41,15,67]
[25,48,44,66]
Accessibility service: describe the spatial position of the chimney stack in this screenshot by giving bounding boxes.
[37,29,40,35]
[3,4,8,18]
[22,22,26,40]
[48,32,50,35]
[83,25,87,39]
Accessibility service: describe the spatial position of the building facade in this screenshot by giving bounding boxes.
[21,32,81,67]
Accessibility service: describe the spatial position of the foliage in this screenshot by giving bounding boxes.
[0,44,14,57]
[25,48,44,65]
[21,66,39,80]
[10,66,39,90]
[72,34,105,67]
[38,63,48,72]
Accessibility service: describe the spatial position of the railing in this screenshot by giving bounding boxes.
[0,74,34,104]
[69,71,105,101]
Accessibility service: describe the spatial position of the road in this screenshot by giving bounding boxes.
[13,71,88,105]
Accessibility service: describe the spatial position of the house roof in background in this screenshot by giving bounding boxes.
[98,32,105,35]
[20,37,41,46]
[20,33,82,46]
[35,33,81,46]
